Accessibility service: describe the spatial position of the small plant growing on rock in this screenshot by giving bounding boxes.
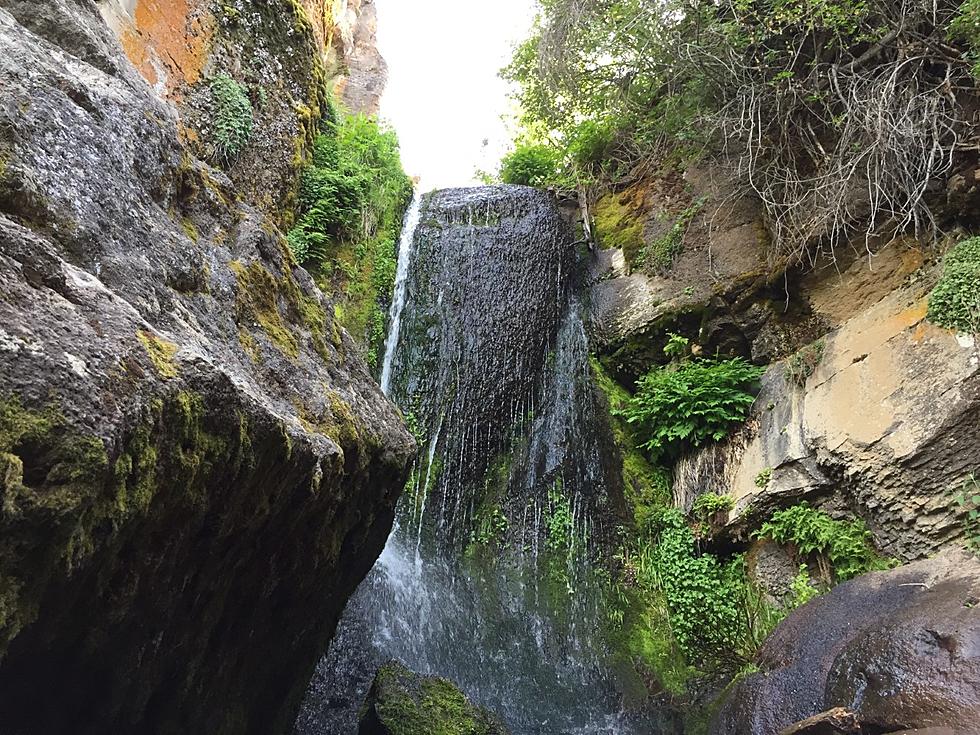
[788,565,820,608]
[663,332,690,360]
[927,237,980,334]
[209,73,253,162]
[756,504,893,584]
[785,339,825,387]
[755,467,773,488]
[955,474,980,554]
[692,492,734,523]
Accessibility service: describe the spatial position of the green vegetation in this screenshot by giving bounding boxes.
[640,197,705,271]
[663,333,690,360]
[691,492,734,523]
[754,467,772,488]
[209,73,253,162]
[788,565,820,608]
[785,340,826,387]
[617,358,764,462]
[471,505,509,547]
[643,508,782,669]
[137,330,179,379]
[955,473,980,554]
[287,98,411,363]
[756,504,893,583]
[366,661,505,735]
[499,143,561,187]
[927,236,980,334]
[544,482,575,553]
[503,0,978,259]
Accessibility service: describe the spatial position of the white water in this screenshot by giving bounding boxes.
[380,194,422,395]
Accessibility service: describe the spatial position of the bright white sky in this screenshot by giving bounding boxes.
[375,0,537,190]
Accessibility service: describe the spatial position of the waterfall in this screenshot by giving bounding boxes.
[295,187,676,735]
[380,193,422,396]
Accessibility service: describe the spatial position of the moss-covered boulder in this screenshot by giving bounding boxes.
[358,662,509,735]
[0,3,413,733]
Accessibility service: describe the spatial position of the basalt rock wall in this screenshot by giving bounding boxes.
[0,2,413,733]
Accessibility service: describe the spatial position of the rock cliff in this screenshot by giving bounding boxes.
[0,1,413,733]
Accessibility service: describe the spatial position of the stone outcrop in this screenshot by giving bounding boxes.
[672,240,979,560]
[331,0,387,115]
[0,2,413,733]
[357,661,510,735]
[95,0,387,228]
[711,550,980,734]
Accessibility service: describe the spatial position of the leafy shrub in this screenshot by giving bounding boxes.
[755,467,772,488]
[209,73,253,162]
[927,237,980,334]
[756,504,892,583]
[545,482,575,553]
[785,339,826,387]
[648,508,780,668]
[691,492,734,522]
[788,565,820,608]
[618,358,764,462]
[288,112,411,263]
[663,333,690,360]
[955,473,980,554]
[499,144,561,187]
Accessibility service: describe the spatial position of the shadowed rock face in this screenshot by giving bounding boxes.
[712,550,980,734]
[0,3,413,733]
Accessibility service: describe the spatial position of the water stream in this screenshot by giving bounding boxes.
[295,186,674,735]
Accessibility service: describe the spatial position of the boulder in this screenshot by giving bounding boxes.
[0,2,413,733]
[711,550,980,734]
[358,661,509,735]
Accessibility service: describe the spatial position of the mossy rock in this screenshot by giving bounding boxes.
[358,661,509,735]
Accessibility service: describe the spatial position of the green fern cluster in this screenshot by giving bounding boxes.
[927,237,980,334]
[756,504,892,582]
[209,73,253,162]
[618,358,764,461]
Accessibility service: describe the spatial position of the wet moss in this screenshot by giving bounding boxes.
[229,260,300,358]
[362,661,507,735]
[594,189,647,269]
[137,330,179,379]
[0,397,110,651]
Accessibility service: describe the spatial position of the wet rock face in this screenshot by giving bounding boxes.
[385,186,584,545]
[357,661,510,735]
[712,551,980,734]
[0,4,413,734]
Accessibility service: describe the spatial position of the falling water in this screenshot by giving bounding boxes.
[296,187,677,735]
[380,193,422,396]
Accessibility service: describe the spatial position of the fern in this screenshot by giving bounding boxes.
[617,358,764,461]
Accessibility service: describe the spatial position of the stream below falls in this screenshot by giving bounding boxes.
[294,186,678,735]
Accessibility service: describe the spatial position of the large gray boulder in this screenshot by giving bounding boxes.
[0,2,413,733]
[712,550,980,734]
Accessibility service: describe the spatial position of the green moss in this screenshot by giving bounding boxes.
[367,662,506,735]
[638,197,705,272]
[238,328,262,363]
[590,358,671,531]
[230,260,300,358]
[137,330,179,379]
[180,217,200,243]
[0,397,110,650]
[927,236,980,333]
[594,193,645,266]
